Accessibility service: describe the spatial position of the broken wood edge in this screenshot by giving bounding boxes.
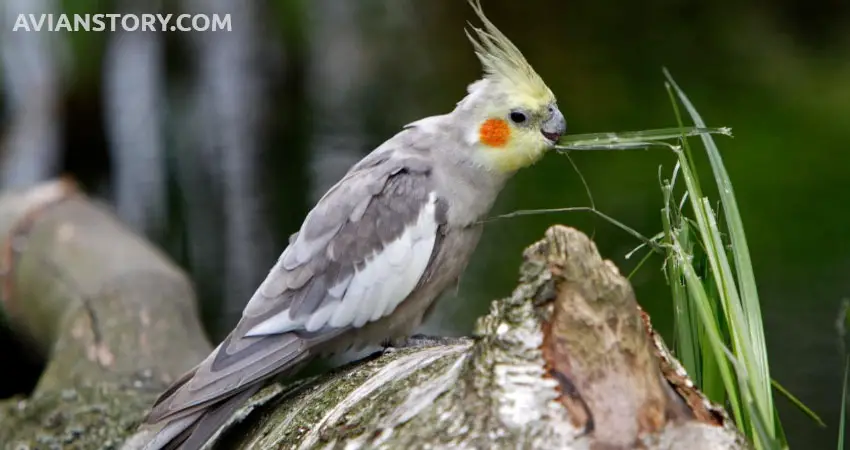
[529,225,745,448]
[0,176,78,324]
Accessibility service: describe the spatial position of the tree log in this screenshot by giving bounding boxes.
[0,179,211,449]
[0,180,747,449]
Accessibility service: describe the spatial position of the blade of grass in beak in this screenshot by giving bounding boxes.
[558,126,731,147]
[555,141,680,152]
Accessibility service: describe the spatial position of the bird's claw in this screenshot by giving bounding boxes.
[381,334,471,352]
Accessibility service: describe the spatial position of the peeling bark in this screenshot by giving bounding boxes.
[0,181,747,449]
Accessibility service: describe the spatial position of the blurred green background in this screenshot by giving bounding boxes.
[1,0,849,448]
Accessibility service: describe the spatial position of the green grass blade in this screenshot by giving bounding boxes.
[663,77,780,448]
[770,379,825,427]
[665,69,776,439]
[700,265,726,404]
[660,165,697,377]
[674,128,768,446]
[700,323,725,403]
[664,84,705,198]
[662,180,699,380]
[736,365,780,450]
[555,141,679,151]
[702,197,770,445]
[773,409,789,450]
[675,240,745,430]
[492,206,663,253]
[625,247,655,281]
[838,356,850,450]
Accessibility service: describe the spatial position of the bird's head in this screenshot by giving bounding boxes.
[454,0,566,174]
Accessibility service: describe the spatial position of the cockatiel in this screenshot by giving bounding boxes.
[143,1,566,448]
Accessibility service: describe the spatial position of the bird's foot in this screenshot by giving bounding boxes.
[382,334,471,352]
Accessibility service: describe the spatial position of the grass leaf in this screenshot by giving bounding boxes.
[662,70,786,449]
[663,71,774,435]
[557,126,730,147]
[838,356,850,450]
[770,379,826,427]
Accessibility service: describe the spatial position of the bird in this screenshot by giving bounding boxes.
[142,1,566,448]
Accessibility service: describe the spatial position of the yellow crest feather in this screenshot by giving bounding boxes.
[465,0,552,102]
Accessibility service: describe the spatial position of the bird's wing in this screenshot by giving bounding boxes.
[146,151,446,424]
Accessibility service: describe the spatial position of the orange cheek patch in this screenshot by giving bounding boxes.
[479,118,511,148]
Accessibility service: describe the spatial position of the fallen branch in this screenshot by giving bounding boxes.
[0,179,211,448]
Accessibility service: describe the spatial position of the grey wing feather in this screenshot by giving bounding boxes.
[145,149,445,449]
[240,154,441,332]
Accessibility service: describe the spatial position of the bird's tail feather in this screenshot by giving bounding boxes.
[145,368,198,423]
[143,332,328,449]
[142,412,201,450]
[144,384,261,450]
[181,384,262,450]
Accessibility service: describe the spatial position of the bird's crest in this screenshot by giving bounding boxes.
[465,0,551,102]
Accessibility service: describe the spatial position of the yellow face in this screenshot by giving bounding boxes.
[475,92,565,173]
[461,0,565,173]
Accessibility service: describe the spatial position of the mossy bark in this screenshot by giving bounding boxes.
[0,180,747,450]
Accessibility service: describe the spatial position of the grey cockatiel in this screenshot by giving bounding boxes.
[143,2,566,448]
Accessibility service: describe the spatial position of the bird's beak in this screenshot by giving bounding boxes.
[541,106,567,144]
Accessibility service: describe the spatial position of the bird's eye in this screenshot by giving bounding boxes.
[509,111,527,124]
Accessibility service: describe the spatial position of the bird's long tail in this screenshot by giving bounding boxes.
[145,384,261,450]
[141,332,314,450]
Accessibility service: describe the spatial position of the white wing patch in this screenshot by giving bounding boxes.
[245,192,439,337]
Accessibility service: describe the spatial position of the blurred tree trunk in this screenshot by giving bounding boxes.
[0,181,746,450]
[0,0,64,189]
[175,0,276,334]
[304,0,372,202]
[304,1,438,202]
[103,0,168,240]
